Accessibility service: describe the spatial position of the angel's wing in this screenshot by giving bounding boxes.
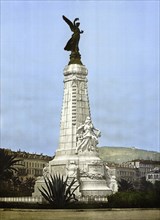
[62,15,74,32]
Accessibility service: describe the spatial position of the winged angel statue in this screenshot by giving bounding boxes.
[62,15,84,53]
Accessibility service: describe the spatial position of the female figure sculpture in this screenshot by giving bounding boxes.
[62,15,84,53]
[76,117,101,154]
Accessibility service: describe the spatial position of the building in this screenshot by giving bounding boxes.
[146,167,160,184]
[107,162,137,182]
[116,166,137,182]
[107,160,160,184]
[2,149,53,181]
[126,160,160,178]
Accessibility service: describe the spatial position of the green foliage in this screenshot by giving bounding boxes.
[0,201,108,209]
[108,190,160,208]
[108,191,149,208]
[0,175,35,197]
[154,181,160,194]
[108,180,160,208]
[39,174,79,208]
[138,177,154,191]
[0,149,25,196]
[0,149,22,181]
[18,177,36,196]
[118,179,134,192]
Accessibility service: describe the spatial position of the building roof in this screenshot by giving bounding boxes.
[1,148,53,160]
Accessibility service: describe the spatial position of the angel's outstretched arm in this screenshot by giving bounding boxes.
[77,124,84,133]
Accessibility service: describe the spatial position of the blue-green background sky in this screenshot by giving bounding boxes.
[1,0,159,155]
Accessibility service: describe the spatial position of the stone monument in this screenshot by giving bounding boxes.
[33,16,117,199]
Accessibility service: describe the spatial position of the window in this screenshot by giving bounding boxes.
[18,168,26,175]
[154,174,158,179]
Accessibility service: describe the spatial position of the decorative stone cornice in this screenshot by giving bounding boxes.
[63,64,88,76]
[64,74,88,83]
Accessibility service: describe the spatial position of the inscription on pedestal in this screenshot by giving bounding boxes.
[89,165,103,174]
[51,165,66,176]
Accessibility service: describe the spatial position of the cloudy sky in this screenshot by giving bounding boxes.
[1,0,159,156]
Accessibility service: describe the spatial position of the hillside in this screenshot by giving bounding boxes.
[98,146,160,163]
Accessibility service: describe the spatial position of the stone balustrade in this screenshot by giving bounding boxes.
[0,196,42,203]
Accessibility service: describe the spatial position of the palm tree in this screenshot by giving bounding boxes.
[0,149,22,181]
[39,174,79,208]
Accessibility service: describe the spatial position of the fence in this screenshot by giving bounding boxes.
[0,196,108,204]
[78,196,108,203]
[0,196,43,203]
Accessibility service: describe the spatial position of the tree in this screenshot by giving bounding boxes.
[11,176,22,191]
[23,177,35,193]
[39,174,79,208]
[0,149,22,181]
[118,178,134,192]
[154,181,160,194]
[138,177,153,192]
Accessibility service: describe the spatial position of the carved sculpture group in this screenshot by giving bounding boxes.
[76,117,101,154]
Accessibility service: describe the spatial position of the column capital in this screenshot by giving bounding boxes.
[64,64,88,76]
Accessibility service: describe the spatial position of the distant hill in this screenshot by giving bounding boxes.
[98,146,160,163]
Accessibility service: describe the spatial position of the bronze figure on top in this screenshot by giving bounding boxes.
[62,15,83,65]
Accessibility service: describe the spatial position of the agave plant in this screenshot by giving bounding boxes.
[38,174,79,208]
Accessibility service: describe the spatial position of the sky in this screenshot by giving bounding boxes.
[1,0,159,156]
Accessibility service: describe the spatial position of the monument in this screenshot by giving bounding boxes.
[33,16,117,200]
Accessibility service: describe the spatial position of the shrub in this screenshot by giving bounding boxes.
[108,190,160,208]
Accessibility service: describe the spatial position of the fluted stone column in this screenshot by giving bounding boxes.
[49,64,92,175]
[56,64,90,156]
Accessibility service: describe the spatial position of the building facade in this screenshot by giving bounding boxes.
[3,149,53,181]
[126,160,160,179]
[107,160,160,183]
[107,162,137,182]
[146,167,160,184]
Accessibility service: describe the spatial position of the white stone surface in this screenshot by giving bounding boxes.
[49,64,113,197]
[33,64,114,198]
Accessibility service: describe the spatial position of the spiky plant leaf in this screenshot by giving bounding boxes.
[38,186,51,203]
[38,174,79,208]
[65,179,79,202]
